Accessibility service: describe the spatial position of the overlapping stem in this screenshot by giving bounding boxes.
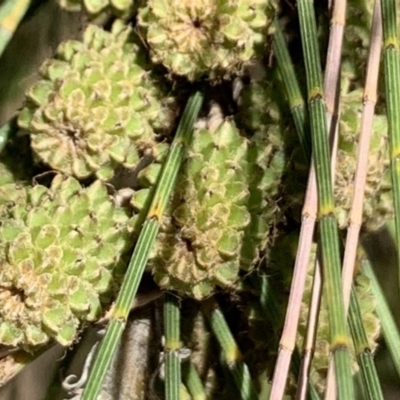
[164,293,181,400]
[297,0,353,398]
[270,1,345,395]
[348,288,383,399]
[325,0,384,396]
[203,301,257,400]
[251,275,321,400]
[182,361,206,400]
[80,91,204,400]
[269,18,314,399]
[381,0,400,292]
[273,17,311,161]
[362,255,400,379]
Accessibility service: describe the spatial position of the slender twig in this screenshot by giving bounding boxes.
[80,92,204,400]
[164,293,181,400]
[297,1,354,398]
[203,300,258,400]
[348,286,384,400]
[269,0,349,396]
[362,254,400,378]
[325,1,383,397]
[182,361,207,400]
[381,0,400,297]
[273,17,311,160]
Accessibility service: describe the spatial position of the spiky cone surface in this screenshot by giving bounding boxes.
[234,75,289,266]
[137,119,284,299]
[284,89,391,231]
[367,166,394,231]
[137,0,277,81]
[235,69,290,137]
[57,0,135,17]
[297,243,381,394]
[0,174,134,349]
[18,21,176,181]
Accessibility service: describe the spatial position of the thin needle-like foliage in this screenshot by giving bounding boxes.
[273,18,311,160]
[164,293,181,400]
[297,0,354,398]
[381,0,400,292]
[297,257,322,400]
[182,361,206,400]
[340,0,382,317]
[269,18,315,398]
[270,0,351,395]
[348,287,384,399]
[325,0,383,395]
[203,301,258,400]
[362,254,400,379]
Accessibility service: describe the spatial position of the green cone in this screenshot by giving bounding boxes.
[137,0,277,81]
[18,21,176,181]
[0,175,134,349]
[145,119,284,299]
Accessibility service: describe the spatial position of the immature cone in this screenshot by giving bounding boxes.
[137,0,277,81]
[0,175,134,349]
[142,119,284,299]
[57,0,135,16]
[284,89,391,231]
[235,70,290,136]
[18,21,176,181]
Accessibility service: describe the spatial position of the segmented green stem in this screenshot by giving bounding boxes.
[203,301,257,400]
[80,92,204,400]
[326,0,383,395]
[182,361,206,400]
[362,256,400,379]
[297,1,354,397]
[164,293,181,400]
[0,0,30,57]
[270,17,315,398]
[348,287,383,400]
[273,17,311,161]
[381,0,400,291]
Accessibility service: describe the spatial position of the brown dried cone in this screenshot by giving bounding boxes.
[132,118,285,299]
[18,21,176,181]
[284,89,391,231]
[0,174,134,349]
